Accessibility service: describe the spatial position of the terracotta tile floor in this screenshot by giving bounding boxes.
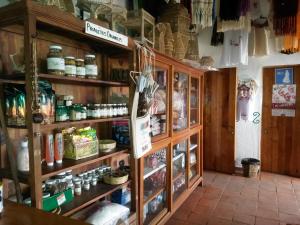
[166,171,300,225]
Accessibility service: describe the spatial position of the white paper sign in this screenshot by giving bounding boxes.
[272,84,296,117]
[85,21,128,47]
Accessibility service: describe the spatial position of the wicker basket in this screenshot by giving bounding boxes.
[103,171,128,185]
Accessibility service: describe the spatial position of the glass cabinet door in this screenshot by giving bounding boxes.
[143,148,168,225]
[173,72,188,132]
[172,140,188,202]
[150,67,168,139]
[189,133,200,182]
[190,77,199,126]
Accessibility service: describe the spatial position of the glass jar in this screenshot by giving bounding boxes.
[117,104,122,116]
[67,180,74,195]
[108,104,113,118]
[56,172,66,183]
[94,104,101,118]
[70,104,82,121]
[47,45,65,76]
[83,179,90,191]
[102,104,108,118]
[78,174,84,185]
[43,192,51,200]
[45,179,56,190]
[64,56,76,77]
[91,177,97,186]
[124,103,129,115]
[85,54,98,79]
[113,104,118,117]
[87,104,93,119]
[75,59,86,78]
[55,105,68,122]
[81,105,87,120]
[74,179,82,196]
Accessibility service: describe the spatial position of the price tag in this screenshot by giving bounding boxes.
[56,193,66,206]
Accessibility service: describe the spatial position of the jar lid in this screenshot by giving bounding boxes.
[45,179,56,185]
[65,56,75,59]
[66,170,72,173]
[74,180,81,185]
[85,54,96,58]
[49,45,62,50]
[23,197,31,205]
[75,59,84,62]
[42,192,51,199]
[94,104,101,107]
[57,172,66,176]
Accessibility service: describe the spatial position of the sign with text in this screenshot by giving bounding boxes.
[272,84,296,117]
[85,21,128,47]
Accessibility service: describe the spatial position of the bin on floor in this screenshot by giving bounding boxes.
[241,158,260,178]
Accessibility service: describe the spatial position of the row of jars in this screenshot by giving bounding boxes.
[43,165,111,197]
[56,103,129,122]
[47,45,98,79]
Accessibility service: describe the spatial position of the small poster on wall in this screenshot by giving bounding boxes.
[275,68,293,84]
[272,84,296,117]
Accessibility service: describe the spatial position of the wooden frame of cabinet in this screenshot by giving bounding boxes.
[0,1,137,224]
[139,51,204,225]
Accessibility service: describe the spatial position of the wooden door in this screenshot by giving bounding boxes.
[204,68,237,174]
[261,66,300,177]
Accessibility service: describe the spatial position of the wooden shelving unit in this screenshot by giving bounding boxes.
[0,1,137,224]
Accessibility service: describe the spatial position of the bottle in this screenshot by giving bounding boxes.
[54,129,64,164]
[44,134,54,167]
[17,138,29,172]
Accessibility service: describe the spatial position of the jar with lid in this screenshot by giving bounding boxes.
[94,104,101,118]
[78,174,84,185]
[70,104,82,121]
[74,179,82,196]
[64,56,76,77]
[23,198,32,206]
[85,54,98,79]
[56,172,66,183]
[101,104,108,118]
[81,105,87,120]
[124,103,129,115]
[83,178,90,191]
[45,179,56,190]
[47,45,65,76]
[87,104,93,119]
[91,177,97,186]
[117,104,123,116]
[75,59,86,78]
[67,180,74,195]
[108,104,114,118]
[113,104,118,117]
[55,105,68,122]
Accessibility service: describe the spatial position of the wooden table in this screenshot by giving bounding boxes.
[0,201,88,225]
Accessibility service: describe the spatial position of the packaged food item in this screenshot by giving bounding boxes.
[64,56,76,77]
[47,45,65,76]
[85,54,98,79]
[75,59,86,78]
[44,134,54,167]
[39,81,55,125]
[17,138,29,172]
[70,104,82,121]
[54,129,64,164]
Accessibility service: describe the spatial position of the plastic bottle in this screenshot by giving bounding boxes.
[17,138,29,172]
[45,134,54,166]
[54,129,64,164]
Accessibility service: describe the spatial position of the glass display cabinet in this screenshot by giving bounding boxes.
[173,72,189,132]
[172,139,188,202]
[142,147,168,225]
[190,76,200,127]
[189,132,200,185]
[150,64,169,142]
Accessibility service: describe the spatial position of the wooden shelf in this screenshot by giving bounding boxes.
[40,116,129,131]
[0,168,29,184]
[144,188,164,205]
[173,171,185,182]
[38,73,129,87]
[0,73,129,87]
[190,144,198,151]
[172,153,185,162]
[144,162,166,180]
[60,180,131,216]
[42,148,129,180]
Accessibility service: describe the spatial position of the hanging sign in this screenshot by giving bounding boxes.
[275,68,293,84]
[272,84,296,117]
[85,21,128,47]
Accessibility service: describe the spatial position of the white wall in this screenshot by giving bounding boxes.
[198,27,300,167]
